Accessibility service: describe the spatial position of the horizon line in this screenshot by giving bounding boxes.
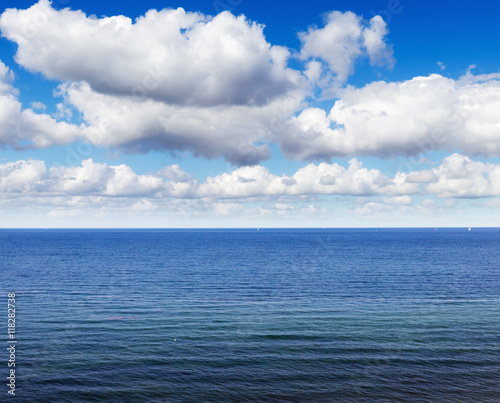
[0,226,491,230]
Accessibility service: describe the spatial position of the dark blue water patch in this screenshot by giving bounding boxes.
[1,228,500,402]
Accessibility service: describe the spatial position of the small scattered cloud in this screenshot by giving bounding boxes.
[31,101,46,110]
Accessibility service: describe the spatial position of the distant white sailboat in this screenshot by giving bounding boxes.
[468,227,471,231]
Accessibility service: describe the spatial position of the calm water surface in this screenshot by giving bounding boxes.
[1,228,499,402]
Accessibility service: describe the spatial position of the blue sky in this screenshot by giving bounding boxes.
[0,0,499,227]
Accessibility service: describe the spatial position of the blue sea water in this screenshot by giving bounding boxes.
[1,228,500,402]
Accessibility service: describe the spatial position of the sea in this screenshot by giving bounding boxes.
[1,228,499,402]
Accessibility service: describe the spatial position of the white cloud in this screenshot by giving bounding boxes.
[30,101,46,110]
[0,60,84,148]
[0,0,302,107]
[0,3,401,165]
[279,74,500,160]
[425,154,500,198]
[198,165,279,197]
[105,164,165,197]
[0,158,197,198]
[60,82,302,165]
[0,156,416,200]
[48,159,197,198]
[1,0,500,216]
[299,11,394,87]
[0,91,22,145]
[1,154,500,226]
[0,60,14,93]
[20,154,500,203]
[405,170,438,183]
[19,108,83,148]
[0,1,313,164]
[198,159,418,198]
[0,159,46,193]
[48,159,114,195]
[156,165,193,183]
[363,16,394,68]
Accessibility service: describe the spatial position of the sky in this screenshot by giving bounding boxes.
[0,0,500,228]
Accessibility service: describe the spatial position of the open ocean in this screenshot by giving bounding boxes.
[1,228,500,402]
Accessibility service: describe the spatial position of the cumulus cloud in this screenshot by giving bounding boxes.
[19,108,84,148]
[425,154,500,198]
[0,157,417,200]
[279,74,500,160]
[0,3,396,165]
[194,154,500,201]
[0,60,84,148]
[0,0,302,107]
[363,16,394,68]
[0,159,46,193]
[0,1,312,164]
[2,154,500,225]
[60,82,302,165]
[0,158,197,198]
[2,1,500,175]
[198,159,418,198]
[156,164,193,183]
[405,170,438,184]
[48,159,114,195]
[299,11,394,88]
